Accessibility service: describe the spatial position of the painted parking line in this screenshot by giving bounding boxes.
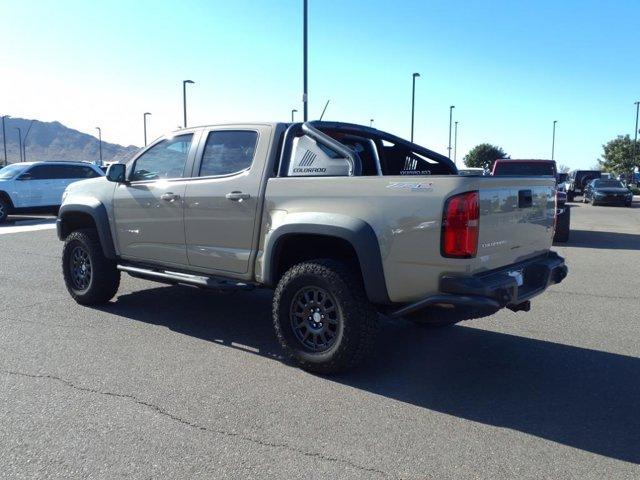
[0,219,57,235]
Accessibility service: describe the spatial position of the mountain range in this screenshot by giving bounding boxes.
[0,116,139,165]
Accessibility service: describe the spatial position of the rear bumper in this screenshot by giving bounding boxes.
[391,252,567,317]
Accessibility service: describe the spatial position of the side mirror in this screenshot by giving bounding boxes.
[106,163,127,183]
[16,172,32,181]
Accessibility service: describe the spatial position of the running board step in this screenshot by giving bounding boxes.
[117,265,254,290]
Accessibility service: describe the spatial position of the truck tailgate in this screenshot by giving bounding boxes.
[471,177,555,273]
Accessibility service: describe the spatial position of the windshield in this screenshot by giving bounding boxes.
[594,180,624,188]
[0,163,29,179]
[493,162,555,176]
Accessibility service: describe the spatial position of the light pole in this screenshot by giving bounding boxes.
[14,128,23,162]
[411,72,420,142]
[448,105,455,159]
[370,119,374,127]
[22,120,34,162]
[302,0,308,121]
[183,80,195,128]
[454,121,459,165]
[551,120,557,161]
[1,115,8,166]
[633,101,639,172]
[143,112,151,146]
[95,127,102,166]
[291,109,298,122]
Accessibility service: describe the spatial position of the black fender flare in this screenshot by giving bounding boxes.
[263,217,390,304]
[57,202,116,259]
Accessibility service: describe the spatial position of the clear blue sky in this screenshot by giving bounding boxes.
[1,0,639,168]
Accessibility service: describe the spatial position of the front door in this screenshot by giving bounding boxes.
[113,133,196,266]
[22,164,60,206]
[184,127,270,275]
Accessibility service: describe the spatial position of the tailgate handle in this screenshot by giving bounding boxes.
[518,189,533,208]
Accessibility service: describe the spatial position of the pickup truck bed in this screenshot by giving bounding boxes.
[57,121,567,373]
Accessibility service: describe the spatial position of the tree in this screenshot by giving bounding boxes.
[599,135,638,180]
[557,164,571,173]
[464,144,509,171]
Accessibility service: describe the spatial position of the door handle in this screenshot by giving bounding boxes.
[160,192,181,202]
[225,191,250,201]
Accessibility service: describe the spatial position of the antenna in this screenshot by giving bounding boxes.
[319,99,330,121]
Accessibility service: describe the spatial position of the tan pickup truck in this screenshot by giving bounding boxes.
[57,121,567,373]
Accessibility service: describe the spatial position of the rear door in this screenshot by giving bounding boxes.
[113,133,198,266]
[183,125,272,276]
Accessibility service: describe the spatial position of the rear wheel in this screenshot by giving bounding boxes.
[0,197,10,223]
[62,228,120,305]
[272,259,379,374]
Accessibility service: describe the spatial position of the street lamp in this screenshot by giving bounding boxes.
[370,119,374,127]
[14,127,23,162]
[291,109,298,122]
[454,121,459,165]
[143,112,151,146]
[183,80,195,128]
[448,105,455,159]
[411,72,420,142]
[1,115,9,167]
[95,127,102,166]
[633,101,639,171]
[22,120,34,162]
[302,0,308,121]
[551,120,557,161]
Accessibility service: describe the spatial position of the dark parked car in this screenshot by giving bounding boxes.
[583,179,633,207]
[566,170,601,201]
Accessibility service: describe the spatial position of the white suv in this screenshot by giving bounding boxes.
[0,161,104,222]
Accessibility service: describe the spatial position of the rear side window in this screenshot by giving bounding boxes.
[199,130,258,177]
[55,165,101,179]
[132,134,193,181]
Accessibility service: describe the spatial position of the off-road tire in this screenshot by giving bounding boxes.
[554,207,570,243]
[0,196,10,223]
[272,259,379,374]
[62,228,120,305]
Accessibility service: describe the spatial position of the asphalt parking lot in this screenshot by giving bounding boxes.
[1,202,638,479]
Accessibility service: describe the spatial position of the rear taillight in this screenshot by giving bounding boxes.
[441,191,479,258]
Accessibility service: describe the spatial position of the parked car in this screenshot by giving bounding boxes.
[566,170,601,201]
[491,159,569,242]
[57,121,567,373]
[583,179,633,207]
[0,161,104,223]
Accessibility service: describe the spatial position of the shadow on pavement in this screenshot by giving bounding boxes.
[566,230,640,250]
[100,285,640,464]
[1,215,56,227]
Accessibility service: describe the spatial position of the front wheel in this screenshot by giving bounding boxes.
[0,197,10,223]
[272,259,379,374]
[62,228,120,305]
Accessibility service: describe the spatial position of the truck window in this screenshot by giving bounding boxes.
[131,134,193,181]
[199,130,258,177]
